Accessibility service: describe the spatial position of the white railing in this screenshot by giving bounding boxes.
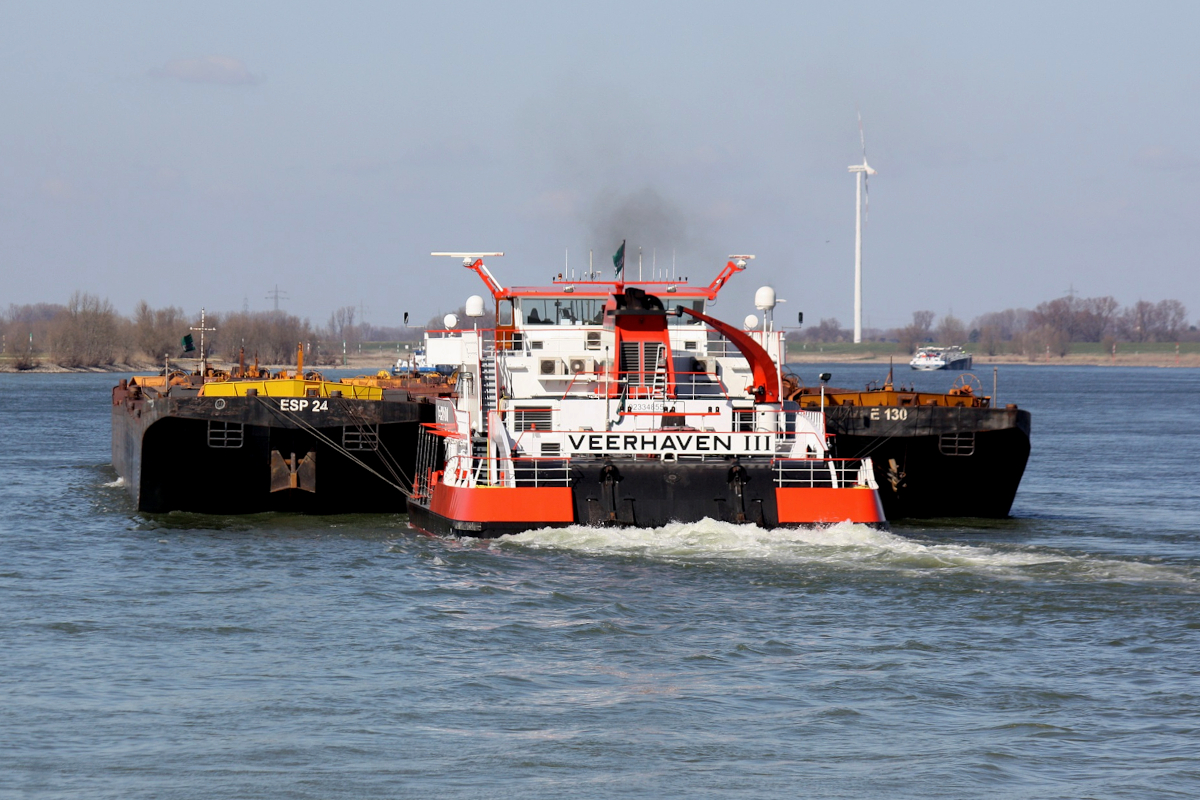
[447,454,573,488]
[773,458,870,489]
[668,372,732,399]
[549,370,732,401]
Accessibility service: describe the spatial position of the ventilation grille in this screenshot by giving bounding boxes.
[514,408,553,432]
[620,341,665,386]
[733,411,755,432]
[939,432,975,456]
[585,332,601,351]
[344,425,380,451]
[620,342,641,378]
[540,442,561,456]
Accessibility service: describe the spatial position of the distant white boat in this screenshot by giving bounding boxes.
[910,345,973,371]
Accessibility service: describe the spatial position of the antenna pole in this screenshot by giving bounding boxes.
[190,308,216,376]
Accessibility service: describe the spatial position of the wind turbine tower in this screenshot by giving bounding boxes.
[848,112,877,344]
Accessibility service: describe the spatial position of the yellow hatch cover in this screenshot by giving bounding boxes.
[199,379,384,400]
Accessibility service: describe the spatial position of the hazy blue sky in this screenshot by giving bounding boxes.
[2,1,1197,330]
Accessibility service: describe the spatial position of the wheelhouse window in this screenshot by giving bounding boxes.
[668,299,706,326]
[517,297,605,326]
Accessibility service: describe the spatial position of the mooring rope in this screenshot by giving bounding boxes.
[331,395,416,492]
[253,395,413,498]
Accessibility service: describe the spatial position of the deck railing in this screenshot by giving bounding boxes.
[446,454,573,488]
[773,458,872,489]
[553,370,733,401]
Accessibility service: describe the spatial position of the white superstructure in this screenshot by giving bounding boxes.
[909,346,973,371]
[421,258,832,478]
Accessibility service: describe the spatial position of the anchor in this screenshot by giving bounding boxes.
[270,450,317,493]
[886,458,906,495]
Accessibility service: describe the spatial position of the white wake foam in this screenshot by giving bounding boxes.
[491,518,1195,585]
[102,477,125,489]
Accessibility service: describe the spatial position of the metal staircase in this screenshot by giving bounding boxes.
[480,338,497,416]
[648,343,668,398]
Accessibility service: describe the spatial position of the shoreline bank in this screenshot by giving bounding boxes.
[5,352,1200,373]
[785,352,1200,368]
[0,356,401,375]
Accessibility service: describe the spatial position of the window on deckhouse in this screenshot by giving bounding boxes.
[518,297,605,326]
[667,299,706,325]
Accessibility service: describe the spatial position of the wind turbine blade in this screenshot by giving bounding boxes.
[864,173,869,223]
[858,109,867,161]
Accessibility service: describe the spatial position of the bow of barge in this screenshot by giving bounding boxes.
[790,373,1031,519]
[112,356,445,514]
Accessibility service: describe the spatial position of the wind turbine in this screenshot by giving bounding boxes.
[848,111,877,344]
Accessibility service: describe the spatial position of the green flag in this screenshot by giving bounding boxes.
[612,240,625,280]
[181,334,195,353]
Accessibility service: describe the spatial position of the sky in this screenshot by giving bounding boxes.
[2,1,1198,331]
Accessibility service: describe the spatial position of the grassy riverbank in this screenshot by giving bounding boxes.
[786,341,1200,368]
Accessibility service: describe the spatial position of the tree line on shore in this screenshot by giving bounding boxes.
[792,295,1195,355]
[1,294,418,370]
[2,291,1195,369]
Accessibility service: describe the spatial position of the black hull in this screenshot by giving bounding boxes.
[568,459,780,529]
[911,358,972,371]
[824,405,1031,519]
[112,392,430,514]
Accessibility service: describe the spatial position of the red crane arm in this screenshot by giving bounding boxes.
[679,307,780,404]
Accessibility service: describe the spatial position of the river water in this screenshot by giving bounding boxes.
[2,366,1198,799]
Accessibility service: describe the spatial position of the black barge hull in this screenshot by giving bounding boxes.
[112,389,429,514]
[824,405,1031,519]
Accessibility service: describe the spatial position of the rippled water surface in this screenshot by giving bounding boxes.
[2,366,1199,799]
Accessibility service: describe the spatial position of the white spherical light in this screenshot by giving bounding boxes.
[743,314,759,330]
[465,295,485,318]
[443,313,459,329]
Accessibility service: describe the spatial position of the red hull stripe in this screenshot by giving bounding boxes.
[429,484,575,524]
[775,487,885,524]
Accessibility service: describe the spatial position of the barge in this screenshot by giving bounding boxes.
[112,349,441,514]
[789,373,1031,518]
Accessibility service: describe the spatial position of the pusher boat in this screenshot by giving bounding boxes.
[406,252,885,537]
